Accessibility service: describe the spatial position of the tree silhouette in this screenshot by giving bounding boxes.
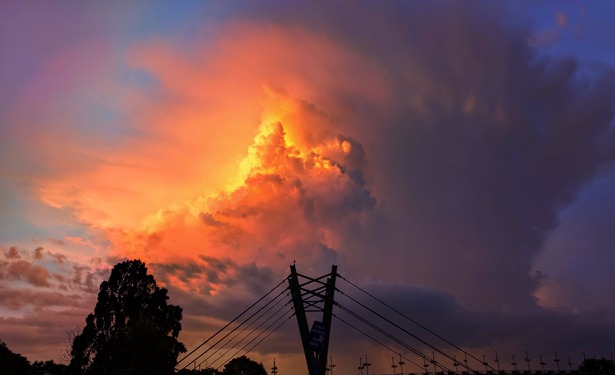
[578,357,615,375]
[223,356,267,375]
[69,259,185,375]
[32,360,69,375]
[0,339,33,375]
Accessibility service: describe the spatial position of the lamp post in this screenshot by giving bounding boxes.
[453,355,460,375]
[494,351,500,373]
[271,358,278,375]
[482,355,489,373]
[567,355,573,372]
[524,351,531,373]
[539,355,546,373]
[464,352,470,374]
[392,357,398,375]
[358,357,364,375]
[554,352,560,372]
[364,354,371,375]
[511,354,518,373]
[431,352,438,374]
[399,353,405,375]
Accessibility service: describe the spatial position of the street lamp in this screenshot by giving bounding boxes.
[363,354,371,375]
[539,355,546,373]
[431,352,438,374]
[271,358,278,375]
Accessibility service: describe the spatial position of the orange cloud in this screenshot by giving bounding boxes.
[11,21,385,280]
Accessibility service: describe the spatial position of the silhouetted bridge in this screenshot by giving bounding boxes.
[177,265,612,375]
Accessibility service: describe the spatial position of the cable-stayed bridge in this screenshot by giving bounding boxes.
[177,265,612,375]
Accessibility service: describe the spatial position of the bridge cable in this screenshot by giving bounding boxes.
[335,287,459,372]
[181,285,289,370]
[335,302,452,373]
[333,312,425,372]
[338,274,494,372]
[215,307,296,371]
[177,277,288,367]
[203,296,292,369]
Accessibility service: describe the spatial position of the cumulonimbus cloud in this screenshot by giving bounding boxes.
[1,0,615,366]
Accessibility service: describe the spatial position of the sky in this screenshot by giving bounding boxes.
[1,0,615,373]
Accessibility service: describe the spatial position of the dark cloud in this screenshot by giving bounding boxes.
[229,2,615,313]
[33,247,44,259]
[0,259,50,287]
[171,2,615,366]
[0,286,89,310]
[47,250,67,264]
[3,0,615,368]
[47,238,65,246]
[152,256,278,301]
[0,306,92,362]
[5,246,21,259]
[320,282,615,372]
[199,212,227,227]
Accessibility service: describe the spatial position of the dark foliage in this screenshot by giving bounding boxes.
[0,339,33,375]
[223,356,268,375]
[578,357,615,375]
[177,368,222,375]
[69,259,186,375]
[32,360,69,375]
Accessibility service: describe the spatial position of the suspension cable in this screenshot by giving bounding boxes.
[333,313,425,372]
[336,302,452,373]
[338,274,491,372]
[177,277,288,367]
[204,297,292,369]
[215,306,296,371]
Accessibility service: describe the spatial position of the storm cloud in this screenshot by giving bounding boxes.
[1,0,614,369]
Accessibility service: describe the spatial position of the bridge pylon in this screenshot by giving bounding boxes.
[288,264,337,375]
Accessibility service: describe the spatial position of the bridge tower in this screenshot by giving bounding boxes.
[288,264,337,375]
